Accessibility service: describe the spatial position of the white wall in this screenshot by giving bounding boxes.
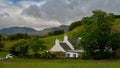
[49,39,65,52]
[65,52,78,58]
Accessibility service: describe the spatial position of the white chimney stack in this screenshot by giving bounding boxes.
[64,33,68,41]
[55,38,60,45]
[63,34,74,50]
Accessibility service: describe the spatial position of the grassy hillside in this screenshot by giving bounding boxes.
[112,18,120,31]
[113,18,120,26]
[41,25,85,49]
[4,40,18,50]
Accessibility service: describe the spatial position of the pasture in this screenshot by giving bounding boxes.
[0,58,120,68]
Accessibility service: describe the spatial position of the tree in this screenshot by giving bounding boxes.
[0,41,4,50]
[108,30,120,57]
[53,29,64,35]
[9,39,29,56]
[79,10,115,59]
[0,34,8,40]
[69,21,81,31]
[48,29,64,36]
[115,15,120,18]
[0,34,4,50]
[9,37,47,57]
[8,33,30,40]
[29,37,47,55]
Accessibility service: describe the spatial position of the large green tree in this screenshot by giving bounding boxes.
[9,39,29,56]
[79,10,115,59]
[29,37,47,55]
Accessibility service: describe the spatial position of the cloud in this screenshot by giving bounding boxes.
[21,5,41,18]
[21,0,120,25]
[46,0,120,18]
[0,0,120,30]
[0,0,53,30]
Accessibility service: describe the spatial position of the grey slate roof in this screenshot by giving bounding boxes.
[60,43,72,51]
[68,39,80,45]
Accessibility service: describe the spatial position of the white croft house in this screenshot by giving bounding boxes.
[49,34,84,58]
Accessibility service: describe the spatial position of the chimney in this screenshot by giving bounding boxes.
[55,38,60,45]
[64,33,68,41]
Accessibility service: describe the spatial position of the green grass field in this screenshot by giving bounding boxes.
[0,58,120,68]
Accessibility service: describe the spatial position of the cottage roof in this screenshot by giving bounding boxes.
[60,43,72,51]
[68,39,80,45]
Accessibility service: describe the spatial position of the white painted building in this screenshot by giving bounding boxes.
[49,34,84,58]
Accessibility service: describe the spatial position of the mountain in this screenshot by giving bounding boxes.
[0,27,37,35]
[41,25,68,33]
[0,25,68,36]
[29,25,68,36]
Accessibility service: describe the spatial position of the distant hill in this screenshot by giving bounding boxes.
[43,25,68,32]
[0,27,37,35]
[29,25,68,36]
[0,25,68,36]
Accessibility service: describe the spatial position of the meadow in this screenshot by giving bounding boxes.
[0,58,120,68]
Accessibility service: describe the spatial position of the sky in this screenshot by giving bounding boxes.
[0,0,120,30]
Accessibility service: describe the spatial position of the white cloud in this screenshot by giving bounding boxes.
[17,0,46,8]
[0,0,57,30]
[0,0,120,30]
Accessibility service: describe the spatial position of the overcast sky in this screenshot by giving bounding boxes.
[0,0,120,30]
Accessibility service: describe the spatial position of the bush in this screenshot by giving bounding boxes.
[9,39,29,56]
[69,21,81,31]
[50,52,65,58]
[48,29,64,36]
[8,33,30,40]
[0,41,4,50]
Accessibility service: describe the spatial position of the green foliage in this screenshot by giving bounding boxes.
[50,52,65,58]
[115,15,120,18]
[69,21,81,31]
[9,37,47,57]
[0,34,4,50]
[9,39,29,56]
[78,10,115,59]
[108,30,120,56]
[0,34,8,41]
[29,37,47,55]
[8,33,30,40]
[0,34,1,39]
[48,29,64,36]
[0,41,4,50]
